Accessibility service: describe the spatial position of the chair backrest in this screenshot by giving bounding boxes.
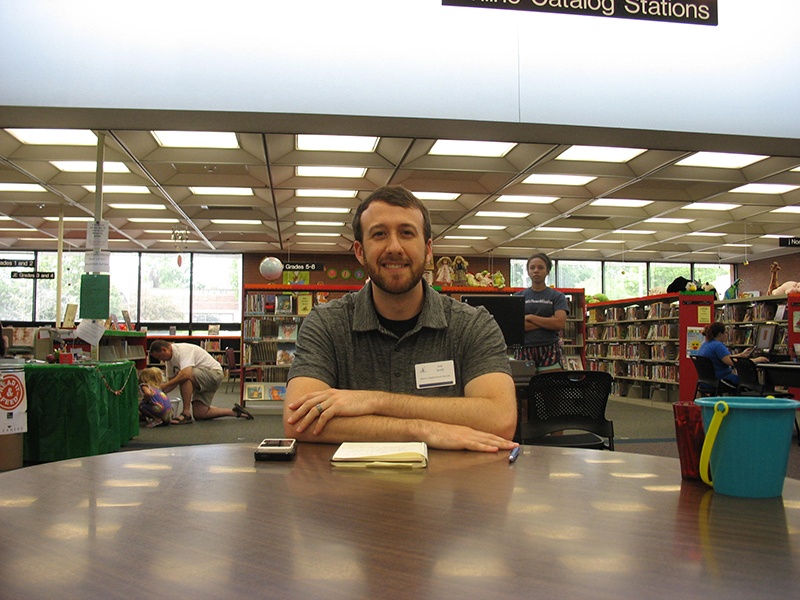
[225,347,237,370]
[520,370,614,442]
[691,355,718,386]
[731,356,762,393]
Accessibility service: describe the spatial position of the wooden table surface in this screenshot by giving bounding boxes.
[1,442,799,600]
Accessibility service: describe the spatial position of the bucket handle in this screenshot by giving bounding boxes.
[699,400,729,487]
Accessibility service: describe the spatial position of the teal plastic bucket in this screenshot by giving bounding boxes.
[696,396,800,498]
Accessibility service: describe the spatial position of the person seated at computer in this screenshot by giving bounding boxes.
[283,186,518,453]
[697,322,768,385]
[512,252,568,372]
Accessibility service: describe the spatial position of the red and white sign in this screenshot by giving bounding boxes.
[1,370,28,435]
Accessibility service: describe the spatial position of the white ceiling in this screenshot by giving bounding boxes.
[1,120,799,264]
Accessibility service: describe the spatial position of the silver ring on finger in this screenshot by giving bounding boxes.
[315,403,324,415]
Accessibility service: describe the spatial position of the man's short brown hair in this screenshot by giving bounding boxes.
[352,185,432,243]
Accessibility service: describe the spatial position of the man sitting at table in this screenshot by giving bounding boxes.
[283,186,517,453]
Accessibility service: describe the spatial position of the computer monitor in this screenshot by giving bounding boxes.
[754,323,777,353]
[461,295,525,347]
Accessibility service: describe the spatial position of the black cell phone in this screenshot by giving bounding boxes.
[254,438,297,461]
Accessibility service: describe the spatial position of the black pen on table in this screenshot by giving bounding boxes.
[508,446,521,464]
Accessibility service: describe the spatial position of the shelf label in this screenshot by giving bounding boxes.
[284,262,324,272]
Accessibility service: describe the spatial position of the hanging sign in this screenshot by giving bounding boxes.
[284,262,325,272]
[0,259,34,268]
[11,272,55,279]
[442,0,718,26]
[778,237,800,247]
[86,220,110,250]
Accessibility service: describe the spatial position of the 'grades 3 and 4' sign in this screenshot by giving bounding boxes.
[442,0,718,26]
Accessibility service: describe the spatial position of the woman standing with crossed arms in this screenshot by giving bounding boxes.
[513,253,568,372]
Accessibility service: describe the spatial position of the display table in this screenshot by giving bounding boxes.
[23,361,139,463]
[1,443,800,599]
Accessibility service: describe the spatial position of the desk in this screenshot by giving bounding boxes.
[23,361,139,463]
[1,443,799,599]
[758,362,800,393]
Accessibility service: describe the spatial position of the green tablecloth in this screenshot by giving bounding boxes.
[23,361,139,463]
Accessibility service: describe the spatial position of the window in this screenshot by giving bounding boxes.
[110,253,141,323]
[139,253,190,322]
[35,252,84,321]
[603,262,647,300]
[191,253,241,324]
[0,251,35,320]
[558,260,602,295]
[649,263,691,293]
[694,264,732,296]
[509,258,529,288]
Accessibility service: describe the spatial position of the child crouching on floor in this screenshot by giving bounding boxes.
[138,367,173,427]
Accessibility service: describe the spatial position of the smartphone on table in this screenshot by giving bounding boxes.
[254,438,297,461]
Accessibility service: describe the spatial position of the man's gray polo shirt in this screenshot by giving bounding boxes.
[288,281,511,396]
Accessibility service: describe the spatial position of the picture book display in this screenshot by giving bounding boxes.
[330,442,429,469]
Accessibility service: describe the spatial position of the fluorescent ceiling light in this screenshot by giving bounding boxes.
[152,131,239,149]
[0,228,34,232]
[108,204,166,210]
[475,211,529,218]
[429,139,516,157]
[414,192,460,201]
[296,242,338,246]
[128,218,180,223]
[682,202,741,211]
[0,183,47,192]
[296,189,358,198]
[296,166,366,178]
[591,199,653,208]
[687,232,726,237]
[724,243,752,247]
[296,232,340,237]
[792,166,800,172]
[592,240,625,243]
[556,146,646,163]
[6,128,97,145]
[645,217,694,224]
[612,229,656,234]
[296,221,345,226]
[522,174,596,186]
[50,161,130,173]
[457,225,506,230]
[761,234,794,239]
[537,226,584,233]
[497,195,558,204]
[43,216,93,222]
[158,239,198,244]
[676,152,767,169]
[296,207,351,214]
[84,185,150,194]
[210,219,262,225]
[444,235,487,240]
[190,187,254,196]
[20,237,55,241]
[296,134,378,152]
[0,217,10,220]
[729,183,799,194]
[144,229,173,233]
[771,206,800,214]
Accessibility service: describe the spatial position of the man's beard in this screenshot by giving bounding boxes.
[364,258,425,295]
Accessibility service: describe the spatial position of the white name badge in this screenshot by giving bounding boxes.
[415,360,456,389]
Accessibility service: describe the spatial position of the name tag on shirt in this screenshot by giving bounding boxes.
[415,360,456,389]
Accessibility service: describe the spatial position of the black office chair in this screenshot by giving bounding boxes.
[519,370,615,450]
[225,347,258,392]
[690,355,736,398]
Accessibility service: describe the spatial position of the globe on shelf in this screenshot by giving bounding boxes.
[259,256,284,280]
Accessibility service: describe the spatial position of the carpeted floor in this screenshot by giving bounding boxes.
[122,389,800,480]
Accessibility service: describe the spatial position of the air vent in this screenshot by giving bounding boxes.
[565,215,609,221]
[201,205,255,211]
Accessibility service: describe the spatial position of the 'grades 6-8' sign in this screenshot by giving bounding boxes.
[284,262,325,272]
[442,0,718,26]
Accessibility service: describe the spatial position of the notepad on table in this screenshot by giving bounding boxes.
[330,442,429,469]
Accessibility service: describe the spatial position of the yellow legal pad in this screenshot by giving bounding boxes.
[330,442,429,469]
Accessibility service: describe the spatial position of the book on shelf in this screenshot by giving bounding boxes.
[278,322,298,341]
[276,342,296,365]
[330,442,429,469]
[296,293,313,315]
[269,385,286,401]
[275,294,293,315]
